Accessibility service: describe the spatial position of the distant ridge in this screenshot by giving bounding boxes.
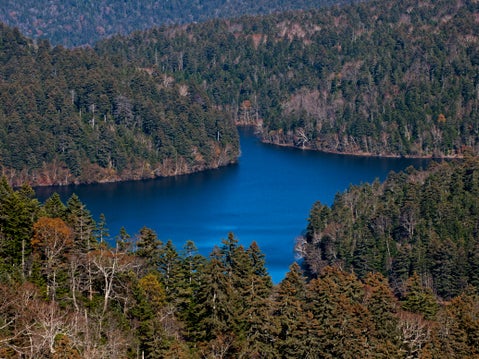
[0,0,354,47]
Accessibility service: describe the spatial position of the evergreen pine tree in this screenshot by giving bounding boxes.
[135,226,163,273]
[158,240,181,299]
[363,272,401,356]
[272,262,308,358]
[66,194,96,251]
[95,213,109,244]
[402,272,439,320]
[131,273,170,359]
[0,180,40,277]
[190,247,235,350]
[42,192,67,219]
[304,266,373,358]
[237,242,273,357]
[176,240,206,323]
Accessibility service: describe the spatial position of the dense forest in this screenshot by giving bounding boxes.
[299,156,479,300]
[0,171,478,358]
[3,0,479,185]
[0,173,479,359]
[94,0,479,158]
[0,0,354,47]
[2,0,479,356]
[0,23,239,186]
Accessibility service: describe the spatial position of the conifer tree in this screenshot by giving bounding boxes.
[363,272,401,356]
[0,179,40,278]
[95,213,109,244]
[402,272,439,320]
[304,267,373,358]
[271,262,308,358]
[66,194,97,302]
[66,194,96,251]
[176,240,206,322]
[42,192,67,220]
[237,242,273,357]
[158,240,182,299]
[116,226,133,252]
[435,287,479,357]
[131,273,171,359]
[190,247,235,349]
[135,226,163,273]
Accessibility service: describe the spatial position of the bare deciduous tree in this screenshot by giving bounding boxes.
[89,244,136,316]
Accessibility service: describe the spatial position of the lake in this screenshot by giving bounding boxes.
[35,127,429,283]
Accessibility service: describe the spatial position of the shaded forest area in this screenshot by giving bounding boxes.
[0,23,239,186]
[0,0,354,47]
[0,175,478,358]
[95,0,479,158]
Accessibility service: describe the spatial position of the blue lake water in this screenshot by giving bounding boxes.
[35,128,429,283]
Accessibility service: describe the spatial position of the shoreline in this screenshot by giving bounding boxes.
[236,123,464,160]
[261,139,463,160]
[7,125,466,188]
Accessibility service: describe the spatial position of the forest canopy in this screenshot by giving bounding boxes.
[0,23,239,186]
[300,156,479,300]
[0,171,479,357]
[3,0,479,186]
[2,0,479,357]
[94,0,479,158]
[0,0,354,47]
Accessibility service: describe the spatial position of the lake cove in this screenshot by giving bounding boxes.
[35,127,429,283]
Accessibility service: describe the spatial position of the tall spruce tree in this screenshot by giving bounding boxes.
[42,192,67,220]
[304,267,373,358]
[272,262,308,358]
[0,179,40,278]
[66,194,96,251]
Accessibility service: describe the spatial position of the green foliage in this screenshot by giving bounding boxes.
[0,178,40,277]
[130,273,171,358]
[42,193,67,220]
[270,263,308,358]
[402,273,439,320]
[191,246,235,344]
[66,194,96,251]
[4,0,479,185]
[0,187,478,357]
[0,0,351,47]
[363,272,401,355]
[136,226,163,272]
[2,1,479,355]
[0,22,239,186]
[302,158,479,300]
[92,0,479,159]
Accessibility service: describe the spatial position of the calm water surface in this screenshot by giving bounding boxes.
[36,128,429,282]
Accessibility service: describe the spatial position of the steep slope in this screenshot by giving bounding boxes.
[0,24,239,186]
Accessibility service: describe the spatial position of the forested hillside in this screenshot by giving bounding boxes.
[299,156,479,300]
[0,23,239,186]
[0,0,353,47]
[3,0,479,185]
[96,0,479,158]
[0,179,479,357]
